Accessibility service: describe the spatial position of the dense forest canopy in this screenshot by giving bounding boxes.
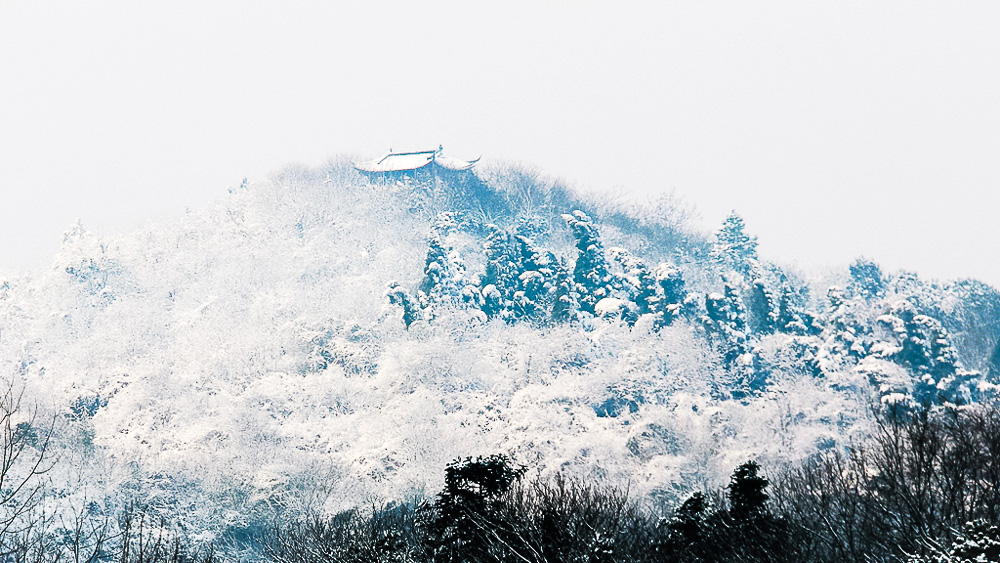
[0,159,997,560]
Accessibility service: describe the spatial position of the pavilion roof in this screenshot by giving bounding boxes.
[354,147,479,173]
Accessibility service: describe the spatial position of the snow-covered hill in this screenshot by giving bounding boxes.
[1,159,997,537]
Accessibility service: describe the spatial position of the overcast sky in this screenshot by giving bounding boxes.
[2,2,998,287]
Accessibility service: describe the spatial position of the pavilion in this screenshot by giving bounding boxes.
[353,146,479,180]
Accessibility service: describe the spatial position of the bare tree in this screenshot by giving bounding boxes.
[0,379,55,559]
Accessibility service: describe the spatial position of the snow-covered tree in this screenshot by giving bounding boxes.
[704,280,762,397]
[654,262,688,326]
[416,213,482,317]
[386,282,422,328]
[610,247,658,317]
[914,519,1000,563]
[512,233,561,321]
[875,301,981,406]
[550,262,581,323]
[711,212,758,278]
[849,257,886,301]
[481,225,522,299]
[747,276,778,335]
[562,210,618,315]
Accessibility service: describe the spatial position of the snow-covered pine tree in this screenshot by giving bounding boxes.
[654,262,687,326]
[386,282,422,328]
[417,212,480,316]
[775,277,820,336]
[934,519,1000,563]
[513,232,561,320]
[819,286,872,364]
[747,276,778,335]
[551,259,582,323]
[704,280,760,397]
[876,301,981,406]
[480,224,524,319]
[711,211,758,279]
[562,210,617,315]
[609,247,658,317]
[849,257,886,301]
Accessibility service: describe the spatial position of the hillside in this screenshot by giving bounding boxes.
[1,159,998,548]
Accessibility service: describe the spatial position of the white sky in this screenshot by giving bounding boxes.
[2,2,999,287]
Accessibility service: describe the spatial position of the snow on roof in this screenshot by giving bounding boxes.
[353,147,479,173]
[433,153,479,171]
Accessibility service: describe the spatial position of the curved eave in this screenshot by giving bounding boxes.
[434,155,481,171]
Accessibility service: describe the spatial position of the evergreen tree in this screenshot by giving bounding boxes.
[551,262,582,323]
[478,225,563,322]
[481,224,523,307]
[727,460,769,521]
[660,462,797,562]
[849,257,886,300]
[711,211,758,278]
[513,232,561,320]
[417,233,462,306]
[562,210,617,315]
[704,281,763,397]
[661,492,710,561]
[654,262,687,326]
[876,301,981,406]
[386,282,422,328]
[417,213,468,309]
[422,455,526,562]
[820,285,872,366]
[610,247,658,317]
[718,281,748,335]
[938,519,1000,563]
[775,277,820,336]
[747,276,779,335]
[413,213,482,320]
[720,461,796,562]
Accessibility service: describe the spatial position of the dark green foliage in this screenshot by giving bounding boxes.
[711,212,758,278]
[551,263,581,323]
[821,285,873,365]
[418,234,460,303]
[727,460,769,520]
[849,257,886,300]
[704,282,769,397]
[748,277,778,335]
[945,279,1000,374]
[659,492,709,561]
[421,454,527,561]
[657,462,798,563]
[654,263,687,326]
[479,224,563,322]
[776,278,819,336]
[418,454,659,562]
[386,282,422,328]
[929,519,1000,563]
[512,232,562,320]
[481,225,523,305]
[563,210,618,315]
[877,302,980,406]
[611,247,659,317]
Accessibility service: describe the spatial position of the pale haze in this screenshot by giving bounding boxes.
[2,2,998,286]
